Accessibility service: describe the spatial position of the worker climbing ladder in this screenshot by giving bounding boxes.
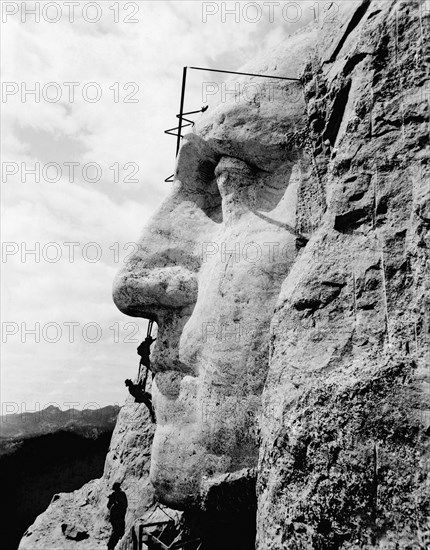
[125,320,157,422]
[137,320,156,386]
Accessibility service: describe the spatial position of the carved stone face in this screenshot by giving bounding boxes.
[113,49,313,509]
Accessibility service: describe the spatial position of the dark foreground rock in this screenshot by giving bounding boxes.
[1,430,113,550]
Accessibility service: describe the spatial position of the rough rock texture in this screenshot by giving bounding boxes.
[19,1,429,549]
[257,1,430,548]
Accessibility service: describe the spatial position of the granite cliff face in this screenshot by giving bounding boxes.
[19,1,429,549]
[257,1,430,547]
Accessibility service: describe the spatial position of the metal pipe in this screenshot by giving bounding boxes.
[176,66,188,156]
[189,66,301,82]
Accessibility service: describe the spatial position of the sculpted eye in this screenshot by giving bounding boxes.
[197,159,217,185]
[214,156,259,215]
[217,173,228,187]
[215,156,252,178]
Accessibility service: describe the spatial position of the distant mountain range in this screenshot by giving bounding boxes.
[0,405,120,454]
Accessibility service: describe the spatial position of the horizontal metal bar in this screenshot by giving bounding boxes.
[180,107,208,117]
[189,66,301,82]
[145,534,170,550]
[181,118,195,126]
[165,122,193,137]
[165,128,182,137]
[140,521,172,528]
[170,538,202,549]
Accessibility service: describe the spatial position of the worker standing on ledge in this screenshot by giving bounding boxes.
[107,483,127,550]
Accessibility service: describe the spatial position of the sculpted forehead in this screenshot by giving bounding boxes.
[193,23,318,146]
[183,81,308,176]
[195,80,306,146]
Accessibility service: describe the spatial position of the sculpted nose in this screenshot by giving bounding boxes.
[112,135,220,322]
[113,259,198,321]
[112,195,199,321]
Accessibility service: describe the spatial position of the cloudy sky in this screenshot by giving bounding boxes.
[1,0,315,411]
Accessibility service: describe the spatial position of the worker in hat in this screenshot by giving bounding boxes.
[107,483,127,550]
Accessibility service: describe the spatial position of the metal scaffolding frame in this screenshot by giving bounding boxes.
[164,66,301,182]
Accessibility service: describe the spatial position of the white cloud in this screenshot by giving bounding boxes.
[2,0,313,408]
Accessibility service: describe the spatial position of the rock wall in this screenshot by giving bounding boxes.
[257,0,430,548]
[18,401,179,550]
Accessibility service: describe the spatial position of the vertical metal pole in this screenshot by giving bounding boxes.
[176,67,188,156]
